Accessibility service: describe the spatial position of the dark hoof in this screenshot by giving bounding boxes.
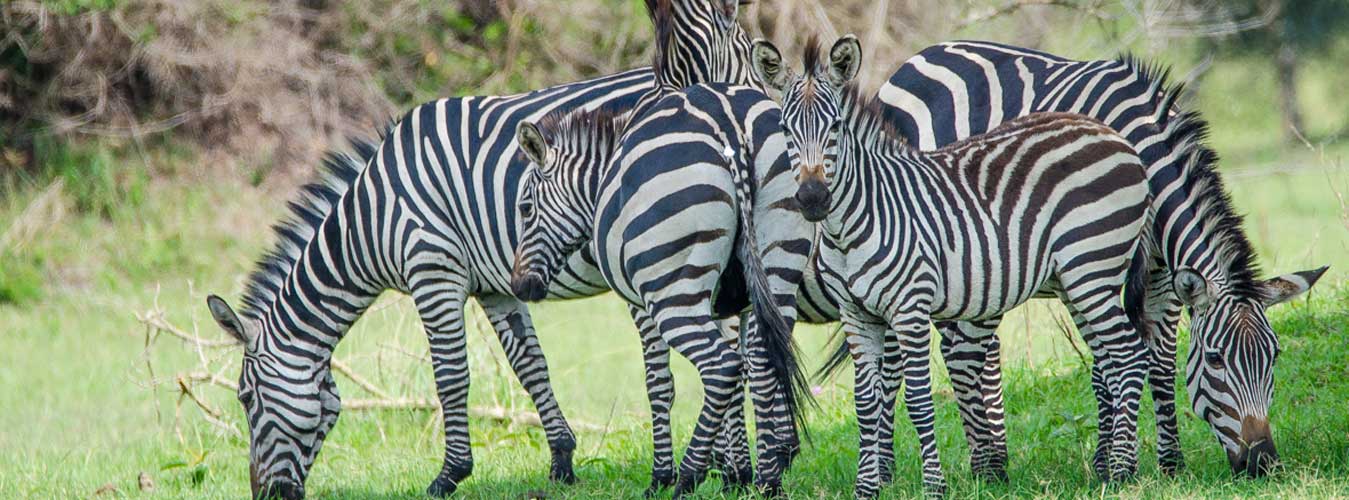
[1159,456,1185,476]
[972,467,1009,483]
[426,477,458,498]
[550,449,576,484]
[672,471,706,499]
[644,472,676,498]
[755,479,784,498]
[720,466,752,493]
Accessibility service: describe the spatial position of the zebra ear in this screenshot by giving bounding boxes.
[516,121,549,167]
[1259,266,1328,307]
[207,295,252,345]
[826,34,862,86]
[751,39,787,92]
[1173,268,1215,312]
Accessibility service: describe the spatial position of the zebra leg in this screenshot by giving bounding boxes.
[874,323,905,486]
[1146,273,1185,475]
[657,308,742,499]
[844,310,889,499]
[477,294,577,484]
[627,305,677,496]
[1062,290,1149,482]
[890,313,946,498]
[937,318,1008,482]
[1061,304,1115,481]
[711,316,752,492]
[407,266,475,497]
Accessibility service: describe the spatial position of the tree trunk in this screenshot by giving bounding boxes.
[1275,42,1304,144]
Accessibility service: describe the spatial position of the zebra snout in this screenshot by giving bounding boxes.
[1233,417,1278,477]
[795,178,831,222]
[511,272,549,302]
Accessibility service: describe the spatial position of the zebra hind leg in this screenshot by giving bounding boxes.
[1062,290,1148,483]
[937,318,1008,482]
[655,309,743,499]
[407,266,475,497]
[711,315,753,492]
[478,294,578,484]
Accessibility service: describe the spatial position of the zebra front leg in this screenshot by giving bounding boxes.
[628,305,677,496]
[890,313,946,498]
[1146,285,1185,475]
[478,294,577,484]
[844,311,888,499]
[408,269,475,497]
[937,318,1008,482]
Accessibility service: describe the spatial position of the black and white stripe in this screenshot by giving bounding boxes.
[756,36,1155,497]
[202,1,771,498]
[875,40,1328,477]
[511,84,815,497]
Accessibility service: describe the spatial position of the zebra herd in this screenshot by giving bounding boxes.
[204,1,1327,498]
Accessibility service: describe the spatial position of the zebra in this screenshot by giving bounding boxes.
[866,40,1329,478]
[201,1,765,498]
[510,83,815,497]
[753,35,1157,497]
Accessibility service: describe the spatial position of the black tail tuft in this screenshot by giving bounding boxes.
[816,323,851,383]
[726,140,817,439]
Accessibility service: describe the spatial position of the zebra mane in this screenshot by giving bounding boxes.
[531,107,631,159]
[238,135,380,319]
[649,0,674,86]
[1115,54,1264,298]
[839,81,911,154]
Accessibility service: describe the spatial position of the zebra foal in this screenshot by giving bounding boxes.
[510,83,814,497]
[755,36,1155,497]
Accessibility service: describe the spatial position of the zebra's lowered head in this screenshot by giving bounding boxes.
[751,35,862,222]
[1174,265,1327,476]
[511,108,630,302]
[207,296,340,500]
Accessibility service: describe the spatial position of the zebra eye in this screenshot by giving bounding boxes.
[1204,351,1224,369]
[519,200,534,219]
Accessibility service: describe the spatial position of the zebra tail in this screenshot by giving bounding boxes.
[816,323,851,383]
[1123,204,1155,338]
[727,144,817,435]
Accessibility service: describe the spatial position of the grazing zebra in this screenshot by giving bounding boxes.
[869,40,1328,478]
[200,1,769,497]
[754,36,1156,497]
[510,83,815,497]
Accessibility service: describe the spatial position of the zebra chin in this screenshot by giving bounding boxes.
[511,272,551,302]
[795,179,831,222]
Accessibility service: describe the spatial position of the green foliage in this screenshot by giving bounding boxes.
[39,0,118,15]
[33,138,146,218]
[0,250,43,304]
[1218,0,1349,53]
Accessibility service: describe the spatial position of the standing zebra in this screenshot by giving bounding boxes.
[754,36,1156,497]
[511,83,814,497]
[871,40,1328,478]
[201,1,767,498]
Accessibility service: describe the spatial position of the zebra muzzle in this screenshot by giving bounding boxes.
[795,177,830,222]
[511,272,549,302]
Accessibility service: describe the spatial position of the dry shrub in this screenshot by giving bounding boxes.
[1,0,394,177]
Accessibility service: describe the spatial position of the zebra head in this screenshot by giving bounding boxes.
[207,295,340,500]
[751,35,862,222]
[510,109,629,302]
[1174,266,1327,477]
[648,0,759,91]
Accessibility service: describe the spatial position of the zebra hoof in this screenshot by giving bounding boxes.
[671,470,706,499]
[643,472,675,498]
[1159,455,1185,476]
[719,466,752,493]
[425,477,458,498]
[550,448,576,484]
[754,479,785,498]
